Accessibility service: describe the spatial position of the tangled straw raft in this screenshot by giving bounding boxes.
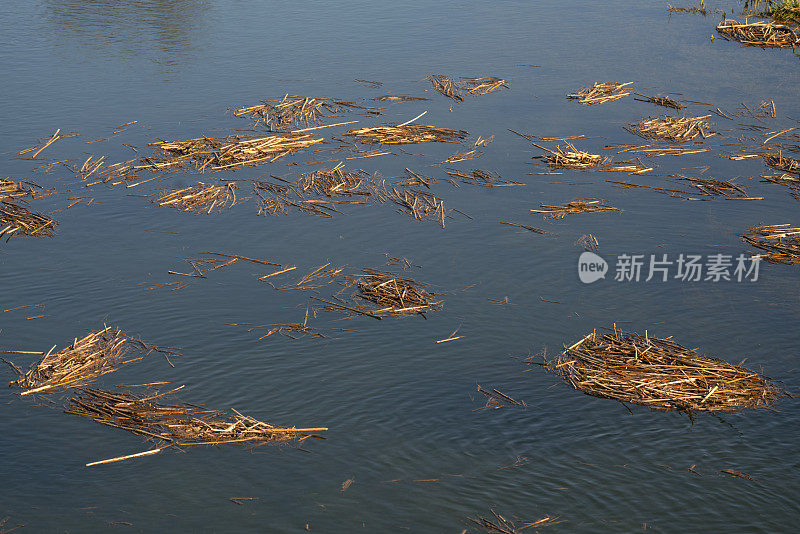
[0,201,57,241]
[153,182,238,214]
[626,115,715,142]
[538,329,785,414]
[532,198,620,219]
[716,19,800,48]
[567,82,632,105]
[9,327,143,396]
[144,133,324,172]
[344,124,468,145]
[67,387,326,450]
[741,223,800,264]
[298,164,377,197]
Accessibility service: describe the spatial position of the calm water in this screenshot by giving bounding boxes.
[1,1,799,532]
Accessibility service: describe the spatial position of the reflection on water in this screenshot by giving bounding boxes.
[44,0,209,68]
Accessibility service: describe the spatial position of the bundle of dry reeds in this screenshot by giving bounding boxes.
[445,169,524,187]
[678,176,747,197]
[153,182,238,214]
[567,82,632,105]
[532,199,620,219]
[9,327,139,395]
[344,124,468,145]
[387,187,448,227]
[299,164,376,197]
[538,328,785,413]
[460,76,511,96]
[145,133,324,172]
[0,179,53,201]
[716,19,800,48]
[763,153,800,175]
[233,95,372,130]
[76,157,141,186]
[332,268,443,317]
[253,180,294,216]
[741,223,800,263]
[626,115,714,142]
[67,387,325,447]
[0,202,57,240]
[535,142,605,169]
[427,75,463,101]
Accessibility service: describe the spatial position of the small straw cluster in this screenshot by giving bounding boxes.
[233,95,362,130]
[567,82,632,105]
[762,153,800,175]
[145,133,324,172]
[677,176,747,197]
[716,19,800,48]
[741,224,800,264]
[536,142,605,169]
[299,164,376,197]
[9,327,139,396]
[459,76,511,96]
[0,202,57,240]
[633,93,686,110]
[372,94,431,102]
[539,329,785,414]
[67,387,325,448]
[445,169,525,187]
[153,182,238,214]
[626,115,714,142]
[387,187,448,227]
[467,510,560,533]
[328,268,443,317]
[427,75,463,101]
[0,179,52,201]
[532,198,620,219]
[344,124,468,145]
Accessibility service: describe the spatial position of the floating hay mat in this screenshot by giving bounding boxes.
[539,329,785,414]
[532,198,620,219]
[153,182,238,214]
[741,223,800,264]
[762,153,800,175]
[534,142,605,169]
[0,179,53,201]
[626,115,714,142]
[67,387,326,450]
[459,76,511,96]
[0,202,57,240]
[298,164,377,197]
[233,95,377,130]
[567,82,632,105]
[333,268,443,317]
[145,133,324,171]
[9,326,145,395]
[716,19,800,48]
[344,124,468,145]
[427,75,463,101]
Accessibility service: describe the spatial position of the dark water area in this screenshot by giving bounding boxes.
[1,1,799,532]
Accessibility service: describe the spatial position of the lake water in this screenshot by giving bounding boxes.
[1,1,799,532]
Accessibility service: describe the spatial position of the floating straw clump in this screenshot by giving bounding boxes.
[0,179,53,201]
[716,19,800,48]
[67,388,326,450]
[536,142,605,169]
[322,269,443,317]
[538,329,785,414]
[567,82,632,105]
[10,327,140,396]
[153,182,238,214]
[763,153,800,175]
[299,164,376,197]
[427,75,463,101]
[532,198,620,219]
[459,76,511,96]
[741,223,800,264]
[233,95,373,130]
[0,202,57,240]
[344,124,468,145]
[627,115,714,142]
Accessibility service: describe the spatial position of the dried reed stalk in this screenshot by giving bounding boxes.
[67,387,326,447]
[762,153,800,175]
[445,169,525,187]
[633,93,686,110]
[538,328,785,413]
[567,82,632,105]
[10,327,140,395]
[145,133,324,172]
[371,94,431,102]
[18,129,79,158]
[677,176,747,197]
[154,182,238,214]
[441,149,482,163]
[716,19,800,48]
[741,223,800,263]
[626,115,714,142]
[468,509,560,532]
[427,75,463,101]
[344,124,468,145]
[0,202,57,240]
[532,198,620,219]
[459,76,511,95]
